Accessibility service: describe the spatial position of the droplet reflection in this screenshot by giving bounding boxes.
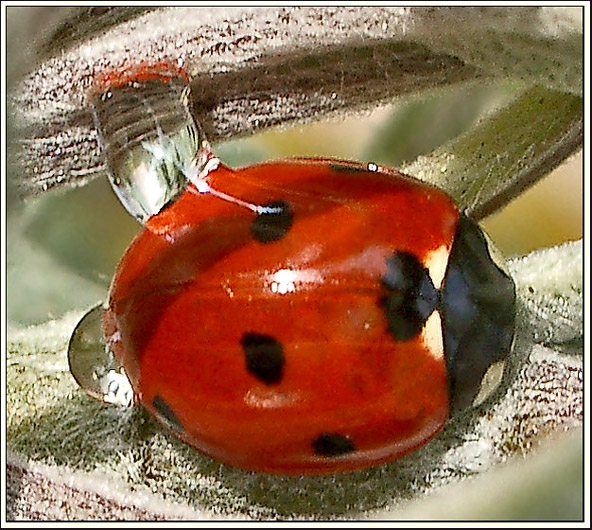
[93,78,211,224]
[68,304,133,407]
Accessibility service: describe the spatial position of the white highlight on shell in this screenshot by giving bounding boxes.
[423,244,450,290]
[269,268,323,295]
[244,388,298,409]
[330,245,390,277]
[270,269,298,294]
[421,311,444,361]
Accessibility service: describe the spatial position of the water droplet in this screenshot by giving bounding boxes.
[92,76,212,224]
[68,304,134,407]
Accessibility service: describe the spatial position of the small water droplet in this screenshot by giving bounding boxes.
[68,304,134,407]
[92,76,212,224]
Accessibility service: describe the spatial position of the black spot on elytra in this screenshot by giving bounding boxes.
[380,251,439,342]
[251,200,293,243]
[328,162,366,173]
[241,332,285,384]
[152,395,183,433]
[312,433,355,457]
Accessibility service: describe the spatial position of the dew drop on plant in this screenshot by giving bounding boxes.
[92,77,212,224]
[68,304,133,407]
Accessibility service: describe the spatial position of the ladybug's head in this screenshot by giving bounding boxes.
[440,213,516,413]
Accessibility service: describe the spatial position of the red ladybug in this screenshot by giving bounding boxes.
[102,155,515,475]
[71,66,516,475]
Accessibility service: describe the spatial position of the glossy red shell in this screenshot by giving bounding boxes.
[104,158,459,474]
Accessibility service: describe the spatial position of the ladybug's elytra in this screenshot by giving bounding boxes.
[102,156,515,475]
[75,68,515,475]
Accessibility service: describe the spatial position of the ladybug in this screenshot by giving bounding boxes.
[87,69,516,475]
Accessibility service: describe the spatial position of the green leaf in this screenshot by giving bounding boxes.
[402,85,582,219]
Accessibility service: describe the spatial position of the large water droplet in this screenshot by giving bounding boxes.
[93,77,212,224]
[68,304,133,407]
